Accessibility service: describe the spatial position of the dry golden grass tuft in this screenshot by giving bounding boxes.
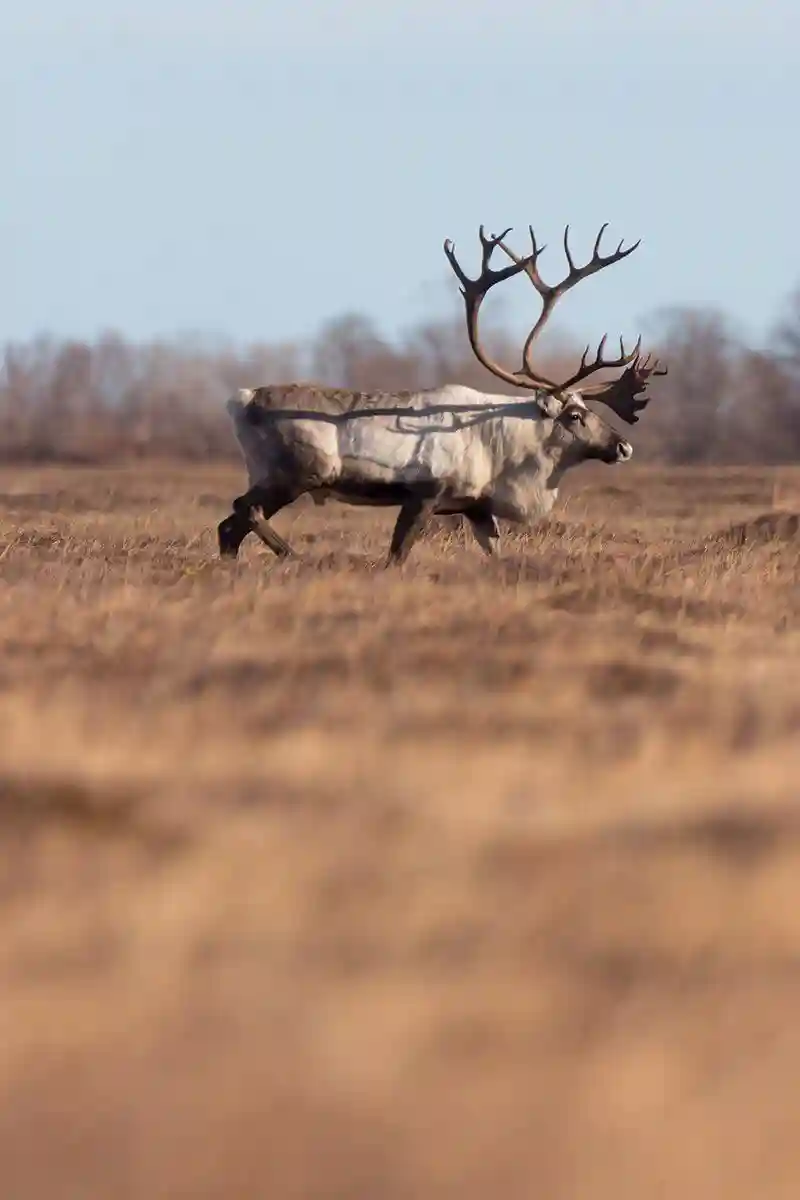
[1,462,799,1198]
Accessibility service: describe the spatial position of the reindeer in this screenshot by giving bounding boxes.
[218,221,666,566]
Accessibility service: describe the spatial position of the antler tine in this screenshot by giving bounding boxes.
[443,240,470,291]
[530,225,547,260]
[564,224,578,272]
[443,238,470,290]
[633,351,668,377]
[591,223,608,259]
[477,225,513,273]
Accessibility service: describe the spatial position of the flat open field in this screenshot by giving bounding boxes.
[1,462,799,1198]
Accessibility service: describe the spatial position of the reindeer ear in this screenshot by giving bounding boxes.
[537,392,564,419]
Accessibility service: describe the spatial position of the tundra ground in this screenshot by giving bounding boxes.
[1,462,799,1198]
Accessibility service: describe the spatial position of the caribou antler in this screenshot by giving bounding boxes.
[444,222,665,418]
[496,223,641,390]
[443,226,541,390]
[580,352,669,424]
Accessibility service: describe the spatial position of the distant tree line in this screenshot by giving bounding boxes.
[1,290,799,464]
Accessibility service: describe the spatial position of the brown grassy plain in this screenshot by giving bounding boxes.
[1,461,799,1198]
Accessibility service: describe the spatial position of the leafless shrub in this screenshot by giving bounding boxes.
[2,287,800,463]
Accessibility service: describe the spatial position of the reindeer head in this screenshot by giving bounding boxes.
[443,221,667,462]
[551,392,633,465]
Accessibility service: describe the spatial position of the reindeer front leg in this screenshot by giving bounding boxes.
[467,512,501,557]
[460,499,501,558]
[385,490,443,567]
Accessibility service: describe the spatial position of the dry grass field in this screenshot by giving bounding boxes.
[1,460,799,1198]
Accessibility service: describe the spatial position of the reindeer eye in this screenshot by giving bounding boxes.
[566,409,585,423]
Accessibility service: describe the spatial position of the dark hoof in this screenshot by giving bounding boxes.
[217,515,244,559]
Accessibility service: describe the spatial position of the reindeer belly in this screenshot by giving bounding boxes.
[328,480,424,507]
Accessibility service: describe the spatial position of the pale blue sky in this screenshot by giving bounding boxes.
[5,0,799,356]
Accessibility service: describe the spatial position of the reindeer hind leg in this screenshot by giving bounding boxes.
[217,508,252,558]
[219,484,300,560]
